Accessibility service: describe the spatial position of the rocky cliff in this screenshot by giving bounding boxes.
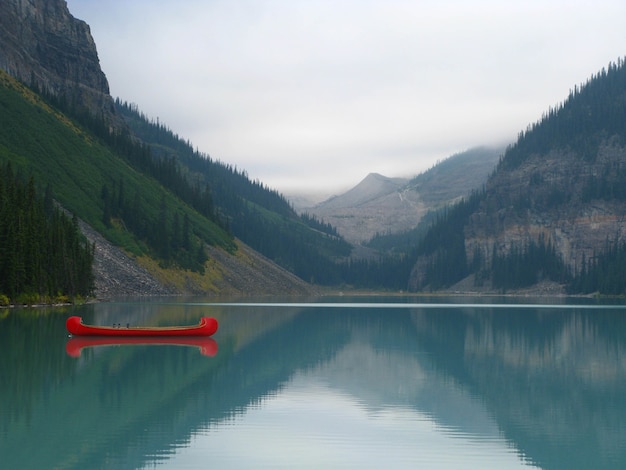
[465,138,626,274]
[0,0,119,126]
[408,139,626,294]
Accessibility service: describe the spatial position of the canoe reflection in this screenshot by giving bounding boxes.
[66,336,218,357]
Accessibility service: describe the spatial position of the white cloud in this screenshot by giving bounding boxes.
[68,0,626,194]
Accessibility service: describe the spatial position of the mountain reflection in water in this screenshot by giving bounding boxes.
[1,300,625,469]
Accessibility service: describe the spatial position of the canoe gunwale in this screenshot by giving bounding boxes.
[66,316,218,337]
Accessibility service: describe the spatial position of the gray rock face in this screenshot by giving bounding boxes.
[464,140,626,273]
[308,173,424,244]
[0,0,118,125]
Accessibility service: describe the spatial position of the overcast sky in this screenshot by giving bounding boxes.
[66,0,626,196]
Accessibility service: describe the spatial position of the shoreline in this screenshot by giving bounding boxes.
[2,288,622,309]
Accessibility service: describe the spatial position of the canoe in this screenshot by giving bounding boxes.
[65,336,218,357]
[66,316,218,337]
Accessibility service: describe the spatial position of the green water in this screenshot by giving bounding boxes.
[2,297,626,469]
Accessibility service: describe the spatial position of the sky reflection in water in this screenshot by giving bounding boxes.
[171,373,537,469]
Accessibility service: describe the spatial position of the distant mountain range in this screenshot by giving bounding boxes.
[305,147,502,245]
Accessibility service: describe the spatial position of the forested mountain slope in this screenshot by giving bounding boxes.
[409,58,626,295]
[115,101,352,285]
[0,70,227,295]
[0,69,318,299]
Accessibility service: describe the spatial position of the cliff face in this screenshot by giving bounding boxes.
[407,140,626,293]
[465,138,626,273]
[0,0,118,125]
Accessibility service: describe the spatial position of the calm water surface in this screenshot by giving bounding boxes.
[2,296,626,469]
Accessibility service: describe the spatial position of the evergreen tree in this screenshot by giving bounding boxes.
[0,164,94,301]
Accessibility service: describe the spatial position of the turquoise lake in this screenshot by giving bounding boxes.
[2,296,626,469]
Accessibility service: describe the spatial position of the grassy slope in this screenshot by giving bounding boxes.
[0,71,234,257]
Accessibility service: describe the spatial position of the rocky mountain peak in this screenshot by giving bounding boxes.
[306,173,423,245]
[318,173,409,210]
[0,0,120,127]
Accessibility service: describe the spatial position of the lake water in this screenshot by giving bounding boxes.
[2,296,626,469]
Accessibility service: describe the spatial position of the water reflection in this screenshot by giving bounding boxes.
[65,337,218,357]
[1,300,626,469]
[411,307,626,470]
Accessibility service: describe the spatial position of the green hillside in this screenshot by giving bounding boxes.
[0,70,234,280]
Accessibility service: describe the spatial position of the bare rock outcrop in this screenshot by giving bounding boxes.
[79,219,317,299]
[78,220,176,298]
[0,0,120,126]
[464,140,626,273]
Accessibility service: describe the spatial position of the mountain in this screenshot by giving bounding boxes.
[409,58,626,295]
[306,147,502,245]
[318,173,410,209]
[0,69,318,298]
[307,173,421,245]
[0,0,324,299]
[0,0,120,128]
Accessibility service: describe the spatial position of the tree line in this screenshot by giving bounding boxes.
[501,57,626,171]
[567,239,626,295]
[0,163,94,303]
[116,99,295,219]
[29,82,228,233]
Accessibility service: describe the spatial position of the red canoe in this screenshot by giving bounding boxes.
[66,316,218,337]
